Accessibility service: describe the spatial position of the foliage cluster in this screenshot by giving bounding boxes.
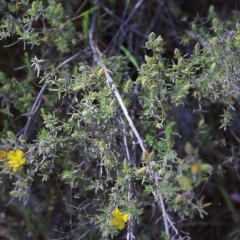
[0,1,240,240]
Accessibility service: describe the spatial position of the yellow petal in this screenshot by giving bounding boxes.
[16,150,24,159]
[7,150,16,159]
[122,213,129,223]
[117,221,125,230]
[112,208,120,217]
[109,218,118,227]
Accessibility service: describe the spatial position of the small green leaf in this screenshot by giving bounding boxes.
[7,131,16,140]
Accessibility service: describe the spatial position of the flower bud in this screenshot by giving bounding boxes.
[145,41,152,49]
[183,84,190,91]
[225,36,232,46]
[200,163,213,173]
[145,56,154,64]
[148,152,155,161]
[211,62,217,72]
[31,1,37,11]
[136,167,147,175]
[99,141,106,149]
[173,65,179,70]
[98,67,105,76]
[125,79,133,91]
[3,84,11,91]
[110,99,116,108]
[73,85,82,92]
[57,78,66,85]
[159,59,165,68]
[184,142,193,155]
[156,35,163,44]
[199,119,205,126]
[213,18,219,27]
[142,150,149,160]
[191,23,197,31]
[209,5,214,14]
[178,58,184,67]
[193,91,200,98]
[175,194,183,203]
[10,190,20,197]
[174,48,181,57]
[156,122,163,129]
[194,43,200,52]
[148,32,156,41]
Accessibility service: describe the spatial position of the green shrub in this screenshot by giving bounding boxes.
[1,2,240,239]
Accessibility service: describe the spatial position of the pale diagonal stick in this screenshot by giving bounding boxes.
[89,6,146,153]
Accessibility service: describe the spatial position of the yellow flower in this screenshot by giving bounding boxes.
[0,150,8,160]
[191,164,200,174]
[5,150,26,172]
[109,208,129,230]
